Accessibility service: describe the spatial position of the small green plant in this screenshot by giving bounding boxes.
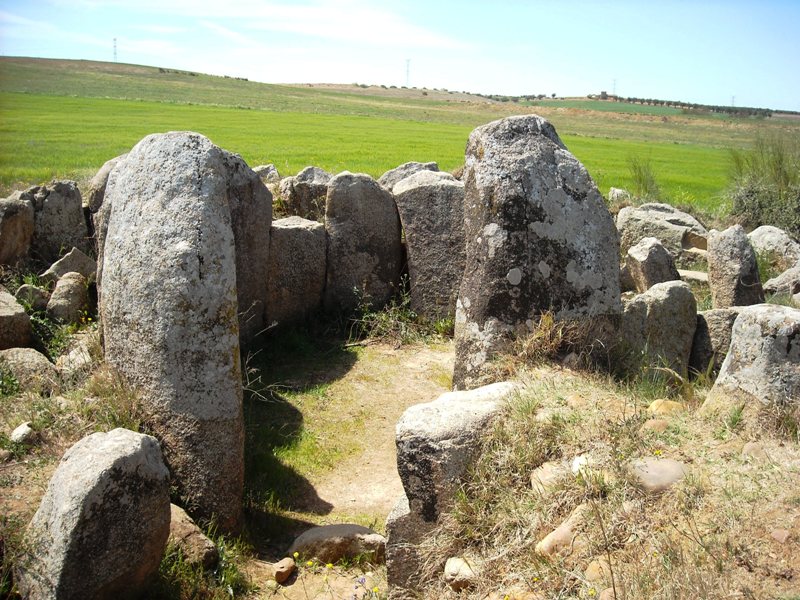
[0,363,19,398]
[628,156,662,201]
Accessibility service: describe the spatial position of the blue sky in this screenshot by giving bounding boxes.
[1,0,798,111]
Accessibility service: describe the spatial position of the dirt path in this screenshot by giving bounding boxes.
[305,342,454,523]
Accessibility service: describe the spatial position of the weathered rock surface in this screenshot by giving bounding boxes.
[620,280,697,377]
[28,181,90,263]
[701,304,800,416]
[55,329,100,382]
[47,272,89,325]
[689,308,740,376]
[0,287,31,350]
[535,503,588,556]
[396,381,516,523]
[387,382,517,599]
[0,347,59,394]
[324,171,402,313]
[279,166,332,218]
[168,504,219,569]
[763,262,800,297]
[626,236,680,292]
[627,457,688,493]
[288,524,386,564]
[393,170,465,320]
[748,225,800,271]
[15,284,49,312]
[10,421,36,444]
[608,187,631,203]
[40,247,97,284]
[708,225,764,308]
[99,132,270,348]
[378,161,440,192]
[87,154,128,214]
[101,131,245,531]
[616,203,707,257]
[454,115,621,390]
[265,216,326,327]
[530,461,567,495]
[15,428,170,600]
[0,191,35,265]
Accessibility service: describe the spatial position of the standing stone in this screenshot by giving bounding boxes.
[707,225,764,308]
[15,429,170,600]
[99,132,270,348]
[701,305,800,417]
[252,164,281,184]
[378,161,439,193]
[689,308,740,376]
[28,181,90,263]
[101,131,245,531]
[626,237,680,293]
[265,216,326,327]
[47,272,89,325]
[278,166,332,219]
[0,287,31,350]
[87,154,128,214]
[0,191,35,265]
[620,281,697,377]
[454,115,621,390]
[393,171,465,320]
[324,172,402,313]
[387,382,516,600]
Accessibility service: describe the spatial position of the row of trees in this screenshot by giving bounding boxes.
[607,95,774,118]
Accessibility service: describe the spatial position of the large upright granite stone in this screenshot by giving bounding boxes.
[626,236,680,293]
[29,181,90,263]
[278,166,332,219]
[266,216,326,326]
[15,429,170,600]
[324,171,402,313]
[708,225,764,308]
[101,132,245,531]
[453,115,621,390]
[393,171,465,320]
[701,305,800,417]
[87,154,128,214]
[0,191,35,265]
[689,308,740,376]
[620,280,697,377]
[99,132,270,348]
[0,287,31,350]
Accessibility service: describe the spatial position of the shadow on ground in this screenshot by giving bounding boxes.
[241,325,359,555]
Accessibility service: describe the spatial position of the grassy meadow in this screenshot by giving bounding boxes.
[2,56,799,216]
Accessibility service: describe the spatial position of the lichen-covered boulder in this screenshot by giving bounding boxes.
[763,262,800,297]
[708,225,764,308]
[252,163,280,184]
[701,304,800,418]
[616,202,707,257]
[101,131,246,532]
[0,191,34,265]
[15,429,170,600]
[324,171,402,313]
[393,171,465,320]
[620,280,697,377]
[40,247,97,284]
[626,236,680,293]
[288,524,385,564]
[453,115,621,390]
[378,161,439,193]
[266,216,326,326]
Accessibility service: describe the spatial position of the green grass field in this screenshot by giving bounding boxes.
[2,56,796,216]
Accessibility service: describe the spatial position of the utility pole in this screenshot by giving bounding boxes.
[406,59,410,87]
[613,78,616,96]
[113,38,117,62]
[731,95,735,107]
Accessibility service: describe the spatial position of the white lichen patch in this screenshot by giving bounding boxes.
[482,223,506,259]
[538,261,551,278]
[507,267,523,286]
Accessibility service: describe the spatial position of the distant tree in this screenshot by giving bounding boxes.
[551,93,556,98]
